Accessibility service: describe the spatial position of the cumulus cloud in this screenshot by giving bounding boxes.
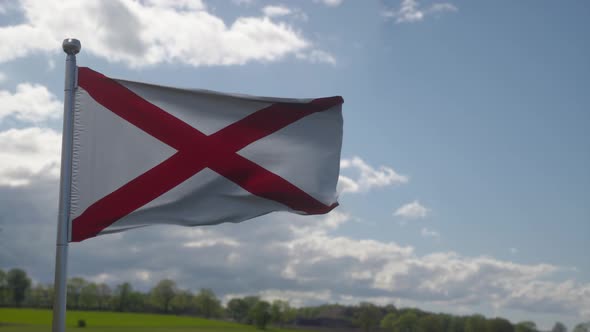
[262,5,309,22]
[420,227,439,239]
[0,127,61,186]
[338,156,408,194]
[144,0,206,11]
[0,83,62,123]
[0,79,62,186]
[1,177,589,320]
[296,49,336,65]
[383,0,457,23]
[501,280,590,317]
[394,200,429,219]
[0,0,334,67]
[232,0,254,6]
[47,59,56,71]
[315,0,343,7]
[262,5,292,17]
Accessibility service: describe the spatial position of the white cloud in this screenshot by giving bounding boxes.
[0,80,66,187]
[339,156,408,194]
[262,5,292,17]
[183,238,239,248]
[383,0,457,24]
[501,280,590,317]
[296,49,336,65]
[225,289,333,307]
[394,200,429,219]
[232,0,254,6]
[315,0,343,7]
[262,5,309,22]
[0,0,334,67]
[47,59,55,71]
[0,127,61,186]
[144,0,206,11]
[420,227,439,239]
[0,83,61,123]
[337,175,359,193]
[430,3,457,13]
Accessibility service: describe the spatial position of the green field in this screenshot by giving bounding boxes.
[0,308,305,332]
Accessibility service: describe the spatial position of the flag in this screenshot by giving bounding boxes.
[69,67,343,242]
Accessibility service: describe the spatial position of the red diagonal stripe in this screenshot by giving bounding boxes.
[72,67,342,242]
[209,154,338,214]
[77,68,205,150]
[210,97,342,152]
[72,153,207,241]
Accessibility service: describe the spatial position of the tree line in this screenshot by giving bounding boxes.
[1,267,589,332]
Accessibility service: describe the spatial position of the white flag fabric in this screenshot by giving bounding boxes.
[69,67,343,242]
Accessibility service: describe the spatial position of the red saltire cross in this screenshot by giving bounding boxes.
[72,67,341,242]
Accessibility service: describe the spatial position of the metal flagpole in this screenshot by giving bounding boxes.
[52,38,81,332]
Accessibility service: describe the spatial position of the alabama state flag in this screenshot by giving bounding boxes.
[69,67,343,242]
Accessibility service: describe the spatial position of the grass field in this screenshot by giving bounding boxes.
[0,308,305,332]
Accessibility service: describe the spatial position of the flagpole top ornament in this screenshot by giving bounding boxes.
[62,38,81,55]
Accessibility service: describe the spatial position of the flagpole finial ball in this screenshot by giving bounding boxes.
[62,38,81,55]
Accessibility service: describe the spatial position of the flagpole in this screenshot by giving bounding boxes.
[52,38,80,332]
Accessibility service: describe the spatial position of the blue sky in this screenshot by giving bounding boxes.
[0,0,588,329]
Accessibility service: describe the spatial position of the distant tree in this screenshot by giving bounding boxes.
[270,300,295,327]
[283,305,297,326]
[355,302,382,332]
[114,282,133,312]
[170,290,195,314]
[297,305,320,319]
[243,296,261,308]
[465,315,487,332]
[419,314,445,332]
[96,283,111,310]
[194,288,221,318]
[391,311,422,332]
[573,323,590,332]
[80,283,99,309]
[552,322,568,332]
[7,268,31,306]
[383,304,398,316]
[126,290,147,312]
[436,314,453,332]
[447,316,465,332]
[487,317,514,332]
[0,269,8,305]
[381,312,398,330]
[249,300,271,330]
[150,279,177,313]
[515,321,538,332]
[29,284,53,308]
[67,277,87,309]
[227,298,249,322]
[243,296,262,324]
[270,300,282,325]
